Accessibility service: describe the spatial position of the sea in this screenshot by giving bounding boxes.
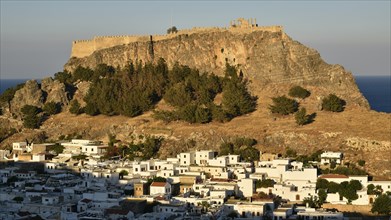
[0,76,390,113]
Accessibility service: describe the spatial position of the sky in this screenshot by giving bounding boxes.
[0,1,390,80]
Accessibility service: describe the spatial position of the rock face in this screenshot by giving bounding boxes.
[11,80,45,117]
[41,77,70,105]
[64,29,369,109]
[9,78,69,117]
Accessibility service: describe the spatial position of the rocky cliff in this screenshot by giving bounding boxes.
[64,28,369,109]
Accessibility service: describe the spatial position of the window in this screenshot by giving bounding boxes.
[184,155,186,158]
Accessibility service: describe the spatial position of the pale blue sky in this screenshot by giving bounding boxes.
[1,1,390,79]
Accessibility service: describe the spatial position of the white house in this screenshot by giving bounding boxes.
[12,142,30,152]
[297,208,344,220]
[81,144,108,155]
[208,156,229,167]
[177,152,196,166]
[237,178,255,198]
[195,150,216,166]
[150,182,171,196]
[320,152,343,165]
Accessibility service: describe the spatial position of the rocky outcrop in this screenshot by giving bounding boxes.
[64,30,369,109]
[10,80,45,117]
[8,78,70,117]
[72,81,91,107]
[41,77,70,105]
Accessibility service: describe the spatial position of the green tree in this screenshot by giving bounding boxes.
[195,106,211,123]
[289,86,310,99]
[210,104,231,122]
[316,178,329,190]
[69,100,82,115]
[339,181,358,203]
[285,147,297,158]
[295,107,310,125]
[164,83,193,107]
[222,81,257,117]
[72,66,94,82]
[43,101,60,115]
[141,137,162,160]
[167,26,178,34]
[179,104,197,123]
[54,71,72,84]
[371,194,391,215]
[219,142,234,156]
[349,180,362,191]
[48,143,64,155]
[255,179,275,188]
[269,96,298,115]
[240,146,259,162]
[322,94,345,112]
[84,102,100,116]
[303,196,319,208]
[119,170,129,179]
[327,182,340,193]
[21,105,41,129]
[318,189,328,205]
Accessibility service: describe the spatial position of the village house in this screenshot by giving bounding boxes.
[320,151,343,165]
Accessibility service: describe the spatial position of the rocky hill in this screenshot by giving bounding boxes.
[64,25,369,109]
[1,20,390,179]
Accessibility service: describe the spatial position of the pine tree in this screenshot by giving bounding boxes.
[269,96,298,115]
[295,107,310,125]
[322,94,345,112]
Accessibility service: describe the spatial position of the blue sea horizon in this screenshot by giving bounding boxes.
[1,75,390,113]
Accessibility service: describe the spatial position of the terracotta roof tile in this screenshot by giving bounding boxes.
[150,182,167,187]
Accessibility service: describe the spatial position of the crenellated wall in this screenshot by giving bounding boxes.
[70,24,284,58]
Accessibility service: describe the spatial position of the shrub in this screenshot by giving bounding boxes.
[21,105,41,129]
[43,101,60,115]
[69,100,82,115]
[195,106,212,123]
[256,179,275,188]
[167,26,178,34]
[358,160,366,167]
[163,83,193,107]
[322,94,345,112]
[289,86,310,99]
[269,96,298,115]
[371,194,391,215]
[54,71,72,84]
[295,107,310,125]
[152,110,179,123]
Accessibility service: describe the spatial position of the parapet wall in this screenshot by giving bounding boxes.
[70,25,283,58]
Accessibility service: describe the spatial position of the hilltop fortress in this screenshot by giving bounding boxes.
[65,18,369,110]
[70,18,283,58]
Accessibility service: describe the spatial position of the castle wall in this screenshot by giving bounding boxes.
[70,25,283,58]
[71,40,95,58]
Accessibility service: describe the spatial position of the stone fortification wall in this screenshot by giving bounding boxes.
[70,25,283,58]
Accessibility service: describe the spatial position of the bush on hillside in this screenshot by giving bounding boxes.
[21,105,41,129]
[295,107,310,125]
[269,96,298,115]
[289,86,310,99]
[43,101,61,115]
[69,100,83,115]
[322,94,345,112]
